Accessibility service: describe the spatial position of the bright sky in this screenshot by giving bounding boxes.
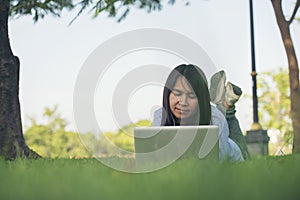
[9,0,300,133]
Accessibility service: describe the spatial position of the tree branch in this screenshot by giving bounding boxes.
[288,0,300,25]
[271,0,288,26]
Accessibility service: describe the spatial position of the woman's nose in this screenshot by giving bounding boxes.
[179,95,188,105]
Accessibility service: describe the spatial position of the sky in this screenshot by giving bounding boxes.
[8,0,300,133]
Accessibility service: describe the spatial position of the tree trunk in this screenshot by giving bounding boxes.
[0,0,40,159]
[271,0,300,153]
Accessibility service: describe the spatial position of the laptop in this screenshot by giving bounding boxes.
[134,126,219,168]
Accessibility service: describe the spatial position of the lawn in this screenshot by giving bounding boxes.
[0,155,299,200]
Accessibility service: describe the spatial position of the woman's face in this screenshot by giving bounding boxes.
[169,76,199,122]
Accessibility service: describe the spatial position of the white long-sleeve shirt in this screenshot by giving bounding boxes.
[152,105,244,162]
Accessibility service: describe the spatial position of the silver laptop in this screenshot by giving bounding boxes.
[134,126,219,165]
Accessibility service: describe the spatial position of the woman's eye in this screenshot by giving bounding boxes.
[172,90,182,96]
[188,94,196,99]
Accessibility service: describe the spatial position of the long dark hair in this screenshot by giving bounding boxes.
[161,64,211,126]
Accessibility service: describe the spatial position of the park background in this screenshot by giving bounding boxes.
[9,0,300,156]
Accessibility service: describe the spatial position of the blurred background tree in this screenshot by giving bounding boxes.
[271,0,300,153]
[24,105,91,158]
[257,67,293,155]
[24,106,151,158]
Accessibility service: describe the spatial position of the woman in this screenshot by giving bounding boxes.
[153,64,245,162]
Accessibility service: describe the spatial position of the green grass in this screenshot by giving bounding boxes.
[0,155,300,200]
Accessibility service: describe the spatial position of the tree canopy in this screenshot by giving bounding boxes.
[9,0,73,21]
[8,0,183,22]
